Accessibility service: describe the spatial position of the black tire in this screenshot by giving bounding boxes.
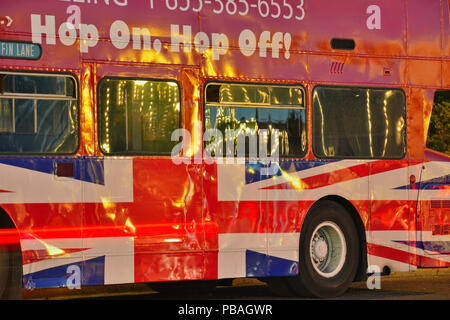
[276,200,360,298]
[149,280,218,296]
[0,242,22,300]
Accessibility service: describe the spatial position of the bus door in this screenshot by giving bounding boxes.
[416,90,450,264]
[417,160,450,264]
[82,65,204,285]
[202,82,306,280]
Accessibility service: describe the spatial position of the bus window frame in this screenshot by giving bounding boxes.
[203,80,308,160]
[311,84,407,160]
[0,70,80,156]
[97,76,182,157]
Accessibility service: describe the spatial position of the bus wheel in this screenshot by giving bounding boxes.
[289,200,360,298]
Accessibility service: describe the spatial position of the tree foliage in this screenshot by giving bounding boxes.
[426,91,450,155]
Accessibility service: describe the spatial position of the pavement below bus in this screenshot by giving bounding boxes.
[22,267,450,300]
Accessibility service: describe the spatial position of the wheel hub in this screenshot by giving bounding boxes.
[309,221,347,278]
[313,238,328,261]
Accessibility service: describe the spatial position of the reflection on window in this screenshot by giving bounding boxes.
[0,72,78,153]
[99,78,180,154]
[205,83,307,158]
[3,74,75,96]
[312,86,406,158]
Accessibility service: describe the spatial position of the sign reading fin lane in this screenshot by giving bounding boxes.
[0,40,41,60]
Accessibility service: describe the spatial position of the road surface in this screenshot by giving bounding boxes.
[23,267,450,300]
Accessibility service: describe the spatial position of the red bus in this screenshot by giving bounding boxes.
[0,0,449,299]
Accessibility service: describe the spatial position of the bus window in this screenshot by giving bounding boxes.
[426,91,450,155]
[3,74,75,96]
[0,72,78,154]
[312,86,406,159]
[204,83,307,158]
[98,78,181,155]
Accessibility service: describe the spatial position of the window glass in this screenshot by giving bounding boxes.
[98,78,180,154]
[0,73,78,154]
[217,84,270,104]
[0,99,13,133]
[205,83,307,158]
[14,99,35,134]
[207,84,303,106]
[270,87,303,105]
[312,86,406,158]
[3,74,75,96]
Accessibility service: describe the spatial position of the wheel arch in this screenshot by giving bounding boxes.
[0,206,18,230]
[0,205,23,269]
[0,206,23,298]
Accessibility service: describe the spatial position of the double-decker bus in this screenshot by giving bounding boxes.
[0,0,449,299]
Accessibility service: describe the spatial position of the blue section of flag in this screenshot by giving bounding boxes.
[245,250,298,277]
[82,256,106,286]
[0,157,104,185]
[245,160,336,184]
[394,241,450,254]
[0,158,54,175]
[83,158,105,185]
[23,256,105,290]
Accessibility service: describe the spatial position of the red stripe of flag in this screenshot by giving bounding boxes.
[368,243,450,267]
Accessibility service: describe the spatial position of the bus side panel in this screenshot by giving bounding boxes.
[1,2,81,70]
[407,0,442,58]
[367,160,415,272]
[0,35,81,70]
[201,49,309,82]
[308,55,406,86]
[417,160,450,267]
[82,65,205,284]
[409,88,433,160]
[204,161,269,280]
[307,0,406,56]
[444,62,450,88]
[205,159,372,280]
[443,0,450,58]
[0,156,84,290]
[368,159,450,271]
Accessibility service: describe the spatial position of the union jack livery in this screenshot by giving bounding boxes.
[0,0,449,299]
